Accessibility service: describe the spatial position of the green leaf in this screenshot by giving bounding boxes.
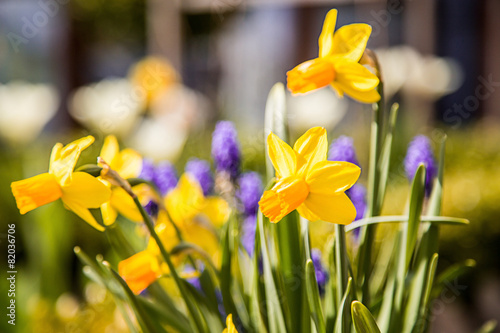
[376,103,399,211]
[406,164,427,268]
[305,259,326,333]
[427,134,447,216]
[345,215,469,232]
[258,212,288,333]
[351,301,381,333]
[334,278,352,333]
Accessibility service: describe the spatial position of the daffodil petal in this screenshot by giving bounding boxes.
[201,197,230,228]
[293,127,328,175]
[331,23,372,62]
[115,148,143,179]
[50,136,95,186]
[100,135,119,165]
[318,9,338,58]
[11,173,62,214]
[304,192,356,224]
[101,201,118,226]
[110,186,143,222]
[334,83,381,104]
[61,198,105,231]
[297,203,320,222]
[306,161,360,195]
[118,251,161,295]
[61,172,111,208]
[267,132,297,178]
[166,174,204,224]
[223,314,239,333]
[334,61,379,91]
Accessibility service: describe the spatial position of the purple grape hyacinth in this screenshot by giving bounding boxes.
[236,172,263,216]
[139,158,155,182]
[347,184,367,222]
[154,161,178,196]
[311,248,329,295]
[241,214,257,256]
[328,135,360,166]
[211,121,241,179]
[404,135,437,195]
[185,158,214,196]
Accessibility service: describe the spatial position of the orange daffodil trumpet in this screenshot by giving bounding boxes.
[286,9,381,103]
[259,127,360,224]
[11,136,111,231]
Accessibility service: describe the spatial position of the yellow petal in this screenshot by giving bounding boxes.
[183,220,220,259]
[61,172,111,208]
[318,9,338,58]
[118,251,161,295]
[303,192,356,224]
[101,201,118,226]
[223,314,238,333]
[334,83,380,104]
[200,197,230,228]
[331,23,372,62]
[306,161,360,195]
[61,198,105,231]
[11,173,62,214]
[267,132,297,179]
[334,61,379,92]
[287,58,336,95]
[293,127,328,175]
[148,216,179,253]
[110,186,143,222]
[259,176,309,223]
[50,136,95,186]
[114,148,143,179]
[100,135,119,166]
[166,174,204,225]
[297,203,320,222]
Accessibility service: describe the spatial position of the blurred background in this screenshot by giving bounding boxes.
[0,0,499,332]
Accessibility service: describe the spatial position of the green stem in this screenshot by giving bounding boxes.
[356,81,385,305]
[132,196,207,333]
[335,224,350,332]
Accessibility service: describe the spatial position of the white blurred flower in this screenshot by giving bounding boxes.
[376,46,463,100]
[127,117,188,162]
[0,81,58,144]
[69,78,146,138]
[287,88,348,133]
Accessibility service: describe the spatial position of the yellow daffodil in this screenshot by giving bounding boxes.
[259,127,360,224]
[129,56,179,106]
[223,314,238,333]
[287,9,381,103]
[99,135,145,225]
[118,250,162,294]
[11,136,111,231]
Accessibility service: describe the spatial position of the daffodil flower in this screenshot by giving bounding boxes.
[223,314,238,333]
[259,127,360,224]
[119,174,230,294]
[287,9,381,103]
[11,136,111,231]
[98,135,145,225]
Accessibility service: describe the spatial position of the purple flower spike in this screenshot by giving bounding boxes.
[404,135,436,196]
[311,248,329,296]
[211,121,241,179]
[237,172,263,216]
[346,184,367,222]
[154,161,178,196]
[328,135,360,166]
[241,214,257,256]
[185,158,214,196]
[139,158,155,182]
